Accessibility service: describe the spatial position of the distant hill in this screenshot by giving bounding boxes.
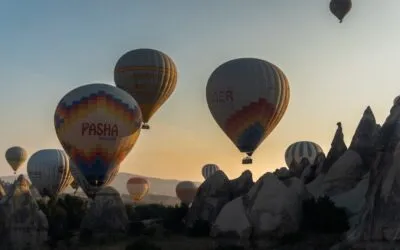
[0,172,202,205]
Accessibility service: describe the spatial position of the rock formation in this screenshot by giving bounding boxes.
[185,170,231,228]
[81,186,129,236]
[0,175,48,250]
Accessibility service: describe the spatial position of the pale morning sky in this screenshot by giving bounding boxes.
[0,1,398,181]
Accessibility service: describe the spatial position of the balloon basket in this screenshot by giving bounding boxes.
[242,157,252,164]
[142,123,150,129]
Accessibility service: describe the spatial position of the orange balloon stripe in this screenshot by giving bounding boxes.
[127,178,149,185]
[224,98,276,144]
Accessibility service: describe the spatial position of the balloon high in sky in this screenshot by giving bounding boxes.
[54,83,143,198]
[114,48,178,130]
[206,58,290,165]
[330,0,352,23]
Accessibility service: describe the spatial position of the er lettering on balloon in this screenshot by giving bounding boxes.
[211,90,234,103]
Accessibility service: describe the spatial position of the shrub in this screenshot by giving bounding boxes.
[301,196,349,233]
[187,219,210,237]
[125,237,161,250]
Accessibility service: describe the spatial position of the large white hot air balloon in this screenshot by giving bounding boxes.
[27,149,74,198]
[206,58,290,164]
[201,164,220,180]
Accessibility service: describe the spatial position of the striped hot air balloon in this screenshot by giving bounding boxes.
[206,58,290,164]
[202,164,220,180]
[54,83,143,199]
[176,181,197,205]
[27,149,74,198]
[126,177,150,202]
[5,146,28,174]
[114,48,178,129]
[285,141,324,170]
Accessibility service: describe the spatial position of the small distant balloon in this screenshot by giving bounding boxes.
[206,58,290,164]
[330,0,352,23]
[27,149,74,198]
[114,48,178,130]
[126,177,150,202]
[202,164,219,180]
[54,83,143,198]
[176,181,197,205]
[5,146,27,174]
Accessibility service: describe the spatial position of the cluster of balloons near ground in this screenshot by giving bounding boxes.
[3,3,352,202]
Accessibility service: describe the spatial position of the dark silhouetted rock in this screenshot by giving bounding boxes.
[349,106,377,166]
[0,175,48,250]
[229,170,254,198]
[185,170,231,228]
[81,186,128,236]
[212,174,310,242]
[323,122,348,174]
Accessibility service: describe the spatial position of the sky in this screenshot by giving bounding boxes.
[0,1,399,182]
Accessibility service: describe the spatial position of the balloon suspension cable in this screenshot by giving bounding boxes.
[142,123,150,129]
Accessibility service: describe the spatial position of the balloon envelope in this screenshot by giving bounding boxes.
[126,177,150,202]
[202,164,219,180]
[5,146,28,173]
[27,149,74,197]
[114,48,178,128]
[54,83,142,198]
[206,58,290,163]
[70,179,79,190]
[176,181,197,205]
[330,0,352,23]
[285,141,324,169]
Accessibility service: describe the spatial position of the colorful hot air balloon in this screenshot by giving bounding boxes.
[126,177,150,202]
[54,83,143,198]
[285,141,324,170]
[5,146,28,174]
[202,164,220,180]
[330,0,352,23]
[27,149,74,198]
[206,58,290,164]
[176,181,197,205]
[114,48,178,129]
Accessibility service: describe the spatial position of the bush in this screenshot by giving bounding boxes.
[301,196,349,233]
[125,237,161,250]
[187,219,210,237]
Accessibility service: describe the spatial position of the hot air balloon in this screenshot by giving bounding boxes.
[330,0,352,23]
[202,164,220,180]
[176,181,197,205]
[27,149,74,198]
[114,48,178,129]
[285,141,324,171]
[126,177,149,202]
[54,83,143,198]
[5,146,28,174]
[206,58,290,164]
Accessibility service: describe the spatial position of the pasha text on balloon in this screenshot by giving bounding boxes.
[81,122,118,137]
[211,90,234,103]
